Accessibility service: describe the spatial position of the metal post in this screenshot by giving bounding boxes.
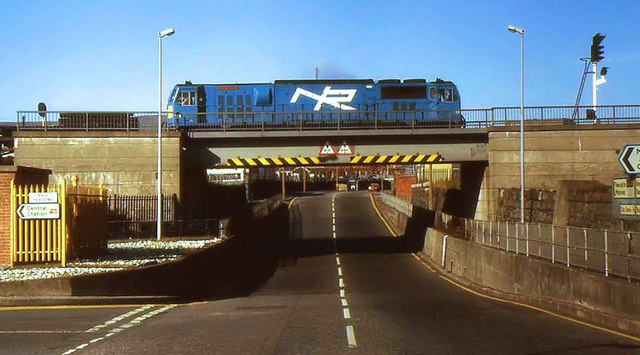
[515,222,519,254]
[281,167,286,199]
[156,28,174,242]
[489,221,493,246]
[592,61,598,113]
[627,232,632,282]
[506,222,510,252]
[584,229,588,264]
[538,223,541,256]
[604,230,609,277]
[525,223,529,256]
[508,26,526,225]
[157,33,163,241]
[303,168,307,193]
[551,226,555,263]
[465,218,468,240]
[566,227,570,267]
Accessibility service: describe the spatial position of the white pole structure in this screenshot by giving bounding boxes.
[508,25,525,224]
[157,28,175,241]
[592,61,597,111]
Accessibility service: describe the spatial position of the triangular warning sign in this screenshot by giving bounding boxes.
[319,143,336,156]
[337,144,353,155]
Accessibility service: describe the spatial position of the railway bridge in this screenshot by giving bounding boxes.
[9,104,640,222]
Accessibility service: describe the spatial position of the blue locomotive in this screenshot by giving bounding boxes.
[166,78,463,128]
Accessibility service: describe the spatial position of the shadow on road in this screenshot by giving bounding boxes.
[64,203,434,302]
[282,205,434,263]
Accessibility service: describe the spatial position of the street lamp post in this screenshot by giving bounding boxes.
[508,25,525,224]
[157,28,174,241]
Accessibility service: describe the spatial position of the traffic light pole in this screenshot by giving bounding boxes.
[592,61,598,112]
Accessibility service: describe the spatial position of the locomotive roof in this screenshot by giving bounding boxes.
[175,78,455,87]
[274,79,374,85]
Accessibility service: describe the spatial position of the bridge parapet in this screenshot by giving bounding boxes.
[15,105,640,132]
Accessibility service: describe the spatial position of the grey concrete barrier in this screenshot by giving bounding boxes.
[419,228,640,337]
[0,201,289,301]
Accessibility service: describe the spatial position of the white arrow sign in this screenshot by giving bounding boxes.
[618,145,640,175]
[16,204,60,220]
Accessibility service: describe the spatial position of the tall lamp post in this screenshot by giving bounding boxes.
[508,25,525,224]
[157,28,175,241]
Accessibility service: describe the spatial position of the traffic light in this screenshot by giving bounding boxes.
[590,33,605,63]
[600,66,608,77]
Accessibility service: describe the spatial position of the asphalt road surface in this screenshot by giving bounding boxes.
[1,191,638,354]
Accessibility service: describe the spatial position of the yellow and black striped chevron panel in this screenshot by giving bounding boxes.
[226,153,442,167]
[227,156,322,167]
[350,153,442,164]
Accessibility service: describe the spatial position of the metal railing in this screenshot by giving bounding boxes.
[16,111,161,132]
[435,212,640,282]
[16,105,640,132]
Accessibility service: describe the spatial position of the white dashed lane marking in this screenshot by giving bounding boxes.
[331,193,357,348]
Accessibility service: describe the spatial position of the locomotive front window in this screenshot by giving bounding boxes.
[169,88,178,103]
[179,91,196,106]
[437,88,457,102]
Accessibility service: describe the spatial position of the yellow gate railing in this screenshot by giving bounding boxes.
[10,179,68,267]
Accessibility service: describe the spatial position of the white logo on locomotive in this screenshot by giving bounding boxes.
[290,86,357,111]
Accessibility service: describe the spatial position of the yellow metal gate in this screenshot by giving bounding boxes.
[10,179,68,267]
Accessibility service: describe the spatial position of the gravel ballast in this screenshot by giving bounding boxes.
[0,237,225,283]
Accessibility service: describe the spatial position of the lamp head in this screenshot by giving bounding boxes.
[507,25,524,35]
[159,28,175,38]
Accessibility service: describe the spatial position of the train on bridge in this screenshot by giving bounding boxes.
[166,78,464,129]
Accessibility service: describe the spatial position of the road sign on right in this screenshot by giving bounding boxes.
[617,145,640,175]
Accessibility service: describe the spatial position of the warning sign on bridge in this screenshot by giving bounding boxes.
[319,143,336,156]
[337,143,354,155]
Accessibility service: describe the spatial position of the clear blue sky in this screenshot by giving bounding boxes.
[1,0,638,121]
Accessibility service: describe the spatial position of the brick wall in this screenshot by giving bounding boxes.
[0,171,16,265]
[395,175,416,202]
[0,167,51,266]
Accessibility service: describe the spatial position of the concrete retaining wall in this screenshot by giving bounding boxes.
[374,193,413,235]
[475,126,640,228]
[14,131,182,196]
[419,228,640,336]
[0,200,288,299]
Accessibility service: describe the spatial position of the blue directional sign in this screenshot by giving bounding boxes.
[618,145,640,175]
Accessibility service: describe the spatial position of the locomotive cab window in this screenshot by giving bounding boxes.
[179,91,196,106]
[437,88,457,102]
[169,88,178,103]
